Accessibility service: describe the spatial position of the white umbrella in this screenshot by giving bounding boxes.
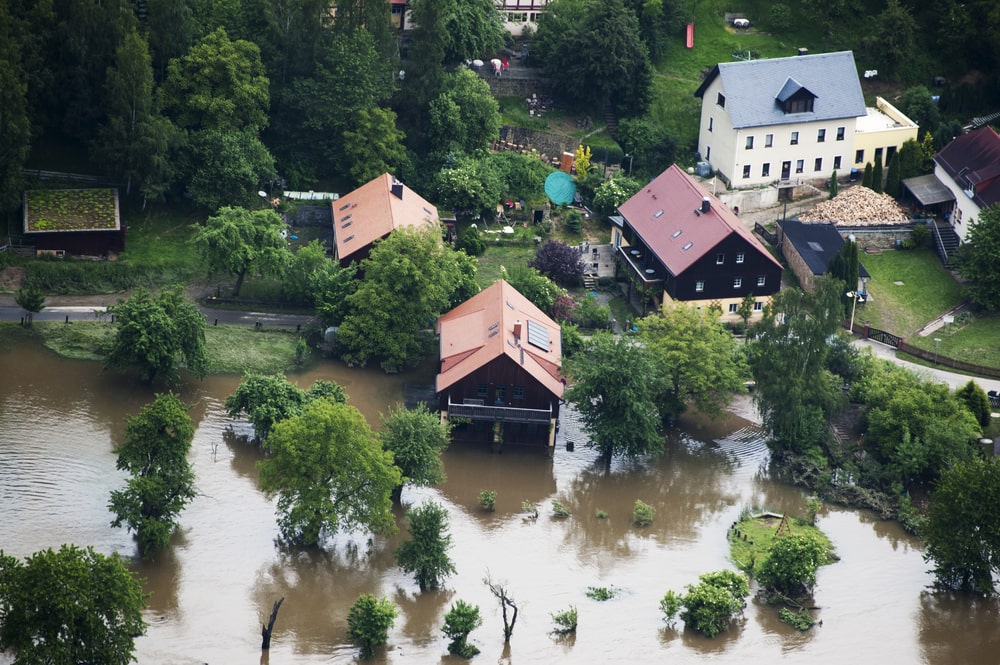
[472,59,484,67]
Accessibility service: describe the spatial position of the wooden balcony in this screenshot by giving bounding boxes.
[617,246,664,284]
[447,397,552,424]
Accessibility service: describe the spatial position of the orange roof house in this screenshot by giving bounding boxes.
[436,279,563,450]
[331,173,440,266]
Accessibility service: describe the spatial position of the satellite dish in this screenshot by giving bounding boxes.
[398,70,406,80]
[257,190,268,198]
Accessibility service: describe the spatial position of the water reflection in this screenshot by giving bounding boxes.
[0,335,976,665]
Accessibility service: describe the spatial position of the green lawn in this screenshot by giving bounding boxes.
[120,201,205,283]
[474,244,534,288]
[903,312,1000,369]
[853,248,963,337]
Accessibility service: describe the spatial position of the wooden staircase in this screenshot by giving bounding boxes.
[583,274,597,290]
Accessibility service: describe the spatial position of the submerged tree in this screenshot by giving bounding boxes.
[395,501,456,591]
[379,403,451,501]
[258,399,401,546]
[0,545,147,664]
[224,373,347,443]
[442,600,482,658]
[347,594,397,658]
[484,573,519,643]
[109,392,196,556]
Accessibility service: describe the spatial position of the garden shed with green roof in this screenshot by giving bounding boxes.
[23,188,125,257]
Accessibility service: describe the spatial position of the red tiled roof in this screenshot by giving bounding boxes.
[617,164,782,275]
[332,173,439,262]
[934,126,1000,209]
[436,280,563,398]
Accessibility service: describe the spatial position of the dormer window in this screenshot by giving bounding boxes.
[776,77,816,114]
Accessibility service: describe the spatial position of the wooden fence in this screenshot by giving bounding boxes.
[851,322,1000,380]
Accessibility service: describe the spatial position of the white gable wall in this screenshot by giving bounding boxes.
[934,162,981,243]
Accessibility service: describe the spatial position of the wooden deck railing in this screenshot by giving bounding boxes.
[447,398,552,424]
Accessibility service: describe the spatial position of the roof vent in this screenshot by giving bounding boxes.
[701,197,711,213]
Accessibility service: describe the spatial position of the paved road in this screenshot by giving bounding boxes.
[0,302,314,328]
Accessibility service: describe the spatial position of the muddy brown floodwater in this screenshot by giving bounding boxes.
[2,337,999,664]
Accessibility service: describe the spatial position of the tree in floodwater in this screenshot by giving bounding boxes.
[564,332,664,468]
[484,573,519,643]
[379,403,451,501]
[258,399,401,546]
[395,501,455,591]
[924,456,1000,594]
[109,392,196,556]
[347,594,397,658]
[224,372,347,442]
[0,545,146,664]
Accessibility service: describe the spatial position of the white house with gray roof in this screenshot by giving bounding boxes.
[694,51,917,190]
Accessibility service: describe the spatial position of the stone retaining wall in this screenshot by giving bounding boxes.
[497,126,579,162]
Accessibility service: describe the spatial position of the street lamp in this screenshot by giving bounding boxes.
[845,290,862,332]
[934,337,941,364]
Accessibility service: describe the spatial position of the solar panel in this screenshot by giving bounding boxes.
[526,320,548,351]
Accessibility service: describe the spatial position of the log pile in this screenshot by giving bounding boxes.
[798,186,908,225]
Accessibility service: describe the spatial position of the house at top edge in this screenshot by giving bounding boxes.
[436,279,563,451]
[694,50,917,190]
[610,164,783,320]
[330,173,440,267]
[23,188,125,257]
[930,126,1000,244]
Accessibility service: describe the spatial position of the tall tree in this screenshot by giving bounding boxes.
[258,399,402,546]
[636,304,746,420]
[96,28,178,200]
[829,170,839,199]
[342,107,409,186]
[956,205,1000,310]
[109,392,197,556]
[395,501,456,591]
[336,227,478,372]
[428,68,500,157]
[145,0,197,80]
[872,154,884,194]
[161,27,270,132]
[380,403,451,501]
[410,0,504,66]
[897,139,925,179]
[924,457,1000,594]
[885,152,902,198]
[192,206,290,297]
[862,0,919,81]
[745,277,846,458]
[564,332,664,467]
[105,286,208,384]
[184,128,277,210]
[0,3,31,214]
[0,545,146,664]
[541,0,652,115]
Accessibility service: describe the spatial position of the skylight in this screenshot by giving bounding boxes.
[682,242,694,251]
[654,210,665,218]
[672,229,683,239]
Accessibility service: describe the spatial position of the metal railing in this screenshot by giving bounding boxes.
[447,397,552,424]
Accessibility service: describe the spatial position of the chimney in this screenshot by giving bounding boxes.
[701,197,711,213]
[390,180,404,199]
[513,320,522,339]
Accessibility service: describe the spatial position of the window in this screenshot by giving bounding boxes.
[785,97,814,113]
[814,157,823,172]
[834,156,842,170]
[706,146,711,160]
[745,136,754,149]
[855,149,864,164]
[695,280,705,292]
[757,275,766,286]
[742,165,751,179]
[717,93,726,108]
[875,147,884,163]
[495,386,506,402]
[795,160,804,174]
[513,386,525,400]
[728,303,739,313]
[753,301,763,311]
[476,384,488,397]
[836,127,845,141]
[765,134,773,148]
[790,131,799,145]
[762,163,770,177]
[817,129,826,143]
[708,117,713,132]
[736,252,745,264]
[733,277,742,288]
[716,253,725,264]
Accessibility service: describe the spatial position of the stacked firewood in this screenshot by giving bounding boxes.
[799,186,908,225]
